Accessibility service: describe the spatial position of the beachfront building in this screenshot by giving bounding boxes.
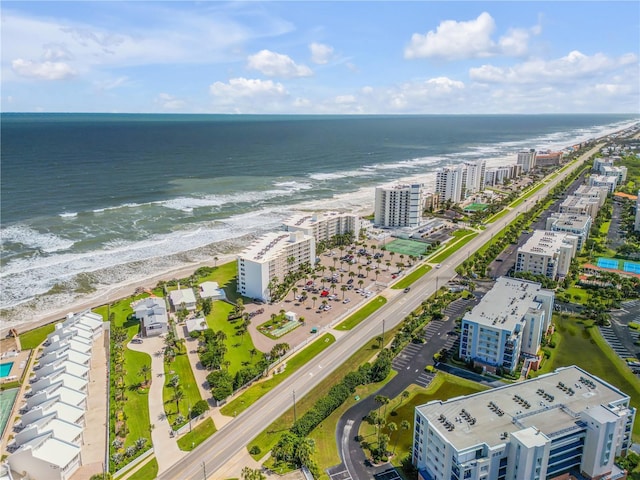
[7,310,103,480]
[574,185,609,208]
[635,191,640,232]
[199,281,225,301]
[413,366,635,480]
[459,277,554,374]
[559,195,601,218]
[169,287,197,312]
[237,231,315,301]
[436,166,466,204]
[423,192,440,212]
[517,149,537,173]
[483,164,521,187]
[283,211,360,242]
[464,160,486,195]
[133,297,169,337]
[588,175,618,195]
[515,231,579,280]
[374,183,422,228]
[535,150,564,167]
[545,213,592,251]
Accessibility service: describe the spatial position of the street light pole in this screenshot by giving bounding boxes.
[293,389,297,424]
[202,461,207,480]
[381,319,385,347]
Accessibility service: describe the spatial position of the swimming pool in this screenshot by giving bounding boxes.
[0,362,13,379]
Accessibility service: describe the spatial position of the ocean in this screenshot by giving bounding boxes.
[1,113,638,325]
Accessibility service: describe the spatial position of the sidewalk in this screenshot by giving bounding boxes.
[128,336,187,474]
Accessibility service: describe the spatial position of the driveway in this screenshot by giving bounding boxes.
[333,295,481,479]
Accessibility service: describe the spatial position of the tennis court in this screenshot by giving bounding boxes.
[463,203,489,212]
[597,258,620,270]
[385,238,428,256]
[0,388,18,437]
[623,261,640,274]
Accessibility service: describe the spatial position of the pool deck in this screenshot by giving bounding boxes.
[0,350,30,384]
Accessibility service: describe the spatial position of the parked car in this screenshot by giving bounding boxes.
[343,298,351,304]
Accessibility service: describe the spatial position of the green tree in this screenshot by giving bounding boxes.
[173,388,184,414]
[138,364,151,386]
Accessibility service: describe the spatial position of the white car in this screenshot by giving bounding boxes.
[343,298,350,304]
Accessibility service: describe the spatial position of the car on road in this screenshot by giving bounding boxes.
[435,264,442,269]
[343,298,350,304]
[403,287,411,293]
[131,338,143,344]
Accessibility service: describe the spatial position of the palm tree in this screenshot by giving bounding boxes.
[173,388,184,414]
[396,420,411,454]
[358,279,364,289]
[387,421,398,455]
[341,285,347,299]
[321,299,328,310]
[330,282,337,293]
[214,256,219,267]
[138,364,151,386]
[291,287,298,301]
[312,296,317,308]
[375,269,380,281]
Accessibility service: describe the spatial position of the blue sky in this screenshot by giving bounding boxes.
[2,1,639,114]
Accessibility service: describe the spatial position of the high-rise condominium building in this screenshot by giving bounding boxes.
[464,160,487,194]
[237,231,315,301]
[413,366,635,480]
[436,166,466,204]
[517,149,537,173]
[374,183,422,228]
[459,277,554,373]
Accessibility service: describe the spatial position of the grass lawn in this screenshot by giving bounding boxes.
[205,301,261,376]
[485,208,510,224]
[220,333,336,416]
[392,265,432,290]
[196,261,245,303]
[335,297,387,330]
[533,314,640,441]
[257,314,299,339]
[310,371,397,478]
[19,323,56,350]
[562,286,589,304]
[599,220,611,235]
[358,373,487,467]
[163,353,202,429]
[177,417,216,451]
[247,323,406,460]
[95,296,153,453]
[429,231,478,264]
[127,457,158,480]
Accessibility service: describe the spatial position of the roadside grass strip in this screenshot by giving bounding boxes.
[335,297,387,330]
[429,231,478,264]
[392,265,432,290]
[126,457,159,480]
[247,323,406,460]
[533,314,640,441]
[19,323,56,350]
[163,352,203,429]
[177,417,217,451]
[358,374,486,469]
[485,208,510,224]
[220,333,336,417]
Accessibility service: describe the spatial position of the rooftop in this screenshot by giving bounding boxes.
[239,231,311,262]
[20,434,80,468]
[548,213,591,230]
[169,288,196,306]
[27,414,83,444]
[284,211,357,228]
[561,195,600,208]
[518,230,577,256]
[463,277,549,331]
[416,366,630,451]
[574,185,608,197]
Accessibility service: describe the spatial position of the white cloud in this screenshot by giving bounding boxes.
[247,50,312,78]
[405,12,496,60]
[334,95,356,105]
[209,77,288,101]
[11,59,76,80]
[405,12,540,61]
[93,76,129,92]
[469,50,638,84]
[155,92,186,110]
[293,97,311,108]
[309,42,334,64]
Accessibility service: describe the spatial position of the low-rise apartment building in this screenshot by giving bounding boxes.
[573,185,608,208]
[516,231,579,280]
[237,231,315,301]
[459,277,554,374]
[635,191,640,232]
[601,165,628,185]
[283,211,360,242]
[545,213,592,252]
[413,366,635,480]
[559,195,601,218]
[588,175,618,195]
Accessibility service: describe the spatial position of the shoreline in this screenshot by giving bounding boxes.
[3,121,637,336]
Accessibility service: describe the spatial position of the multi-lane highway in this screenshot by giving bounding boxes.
[157,144,601,479]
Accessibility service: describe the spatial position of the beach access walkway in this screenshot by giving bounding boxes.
[128,337,187,474]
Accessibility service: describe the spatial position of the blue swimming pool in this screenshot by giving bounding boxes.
[0,362,13,379]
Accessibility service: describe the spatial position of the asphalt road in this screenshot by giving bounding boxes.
[156,144,602,480]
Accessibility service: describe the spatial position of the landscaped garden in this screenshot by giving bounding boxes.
[257,312,301,339]
[177,417,216,451]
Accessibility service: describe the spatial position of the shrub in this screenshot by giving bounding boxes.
[191,400,209,417]
[249,445,261,455]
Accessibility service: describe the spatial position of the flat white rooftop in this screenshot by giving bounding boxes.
[36,399,85,425]
[518,230,575,256]
[548,213,591,230]
[23,434,80,468]
[30,415,83,444]
[284,211,356,229]
[416,366,629,451]
[561,195,599,209]
[463,277,547,331]
[240,231,310,263]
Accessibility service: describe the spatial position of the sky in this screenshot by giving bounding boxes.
[2,1,639,114]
